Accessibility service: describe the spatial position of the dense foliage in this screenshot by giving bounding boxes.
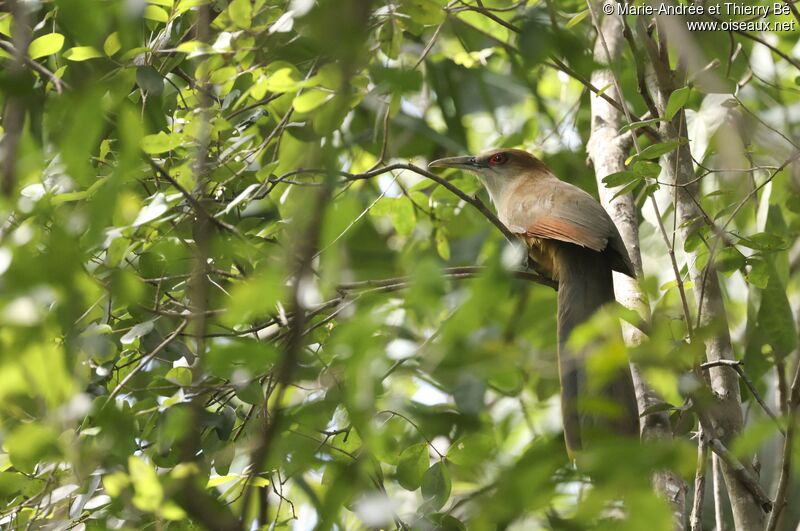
[0,0,798,529]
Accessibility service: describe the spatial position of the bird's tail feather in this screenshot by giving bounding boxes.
[555,243,639,455]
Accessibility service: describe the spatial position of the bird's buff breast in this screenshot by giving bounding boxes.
[523,235,559,280]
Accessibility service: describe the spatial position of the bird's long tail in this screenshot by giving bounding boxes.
[555,243,639,455]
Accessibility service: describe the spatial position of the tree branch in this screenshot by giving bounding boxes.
[278,163,519,243]
[765,352,800,531]
[689,431,707,531]
[705,436,773,513]
[699,360,785,436]
[638,9,767,528]
[586,3,686,527]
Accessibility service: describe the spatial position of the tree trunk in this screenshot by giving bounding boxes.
[587,4,686,529]
[642,11,767,530]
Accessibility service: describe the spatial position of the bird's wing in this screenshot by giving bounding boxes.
[519,180,615,252]
[527,215,608,252]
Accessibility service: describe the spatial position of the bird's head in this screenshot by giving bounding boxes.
[428,148,549,204]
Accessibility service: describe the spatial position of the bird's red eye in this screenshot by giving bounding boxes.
[489,153,507,166]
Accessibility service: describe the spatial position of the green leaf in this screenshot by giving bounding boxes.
[396,443,429,490]
[211,406,236,440]
[447,433,495,467]
[738,232,788,252]
[7,424,59,474]
[487,365,524,395]
[311,63,343,90]
[175,40,212,55]
[453,373,485,415]
[229,0,252,29]
[28,33,64,60]
[129,456,163,512]
[636,139,684,160]
[222,267,285,326]
[103,471,130,497]
[390,198,416,236]
[745,257,769,289]
[755,261,797,358]
[176,0,209,14]
[435,229,450,260]
[611,178,641,200]
[565,9,588,28]
[120,46,152,61]
[601,171,639,188]
[120,320,154,344]
[378,19,401,59]
[136,66,164,95]
[209,66,237,86]
[0,472,45,501]
[715,246,745,274]
[207,474,240,488]
[664,86,691,121]
[144,5,169,22]
[206,339,279,379]
[619,118,663,134]
[63,46,103,61]
[632,160,661,178]
[235,381,264,405]
[369,64,423,92]
[265,67,301,93]
[103,32,121,56]
[141,132,185,154]
[401,0,446,25]
[165,367,192,387]
[421,461,451,509]
[293,89,333,113]
[0,15,10,37]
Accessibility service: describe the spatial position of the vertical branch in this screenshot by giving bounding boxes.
[765,356,800,531]
[712,454,725,531]
[640,11,767,530]
[168,9,238,531]
[667,88,765,531]
[689,434,707,531]
[187,1,215,355]
[1,0,32,197]
[586,2,686,528]
[239,171,335,523]
[180,3,214,464]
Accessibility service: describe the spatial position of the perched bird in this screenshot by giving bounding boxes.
[429,148,639,455]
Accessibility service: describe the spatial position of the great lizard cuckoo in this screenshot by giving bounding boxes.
[429,148,640,455]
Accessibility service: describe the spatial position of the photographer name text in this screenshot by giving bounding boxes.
[602,2,796,32]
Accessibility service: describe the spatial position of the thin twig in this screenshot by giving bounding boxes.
[338,265,556,290]
[278,162,519,243]
[103,320,188,406]
[0,39,70,93]
[147,157,242,236]
[414,22,445,69]
[377,409,445,458]
[346,162,518,242]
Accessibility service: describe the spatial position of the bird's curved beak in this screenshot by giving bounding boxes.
[428,155,481,170]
